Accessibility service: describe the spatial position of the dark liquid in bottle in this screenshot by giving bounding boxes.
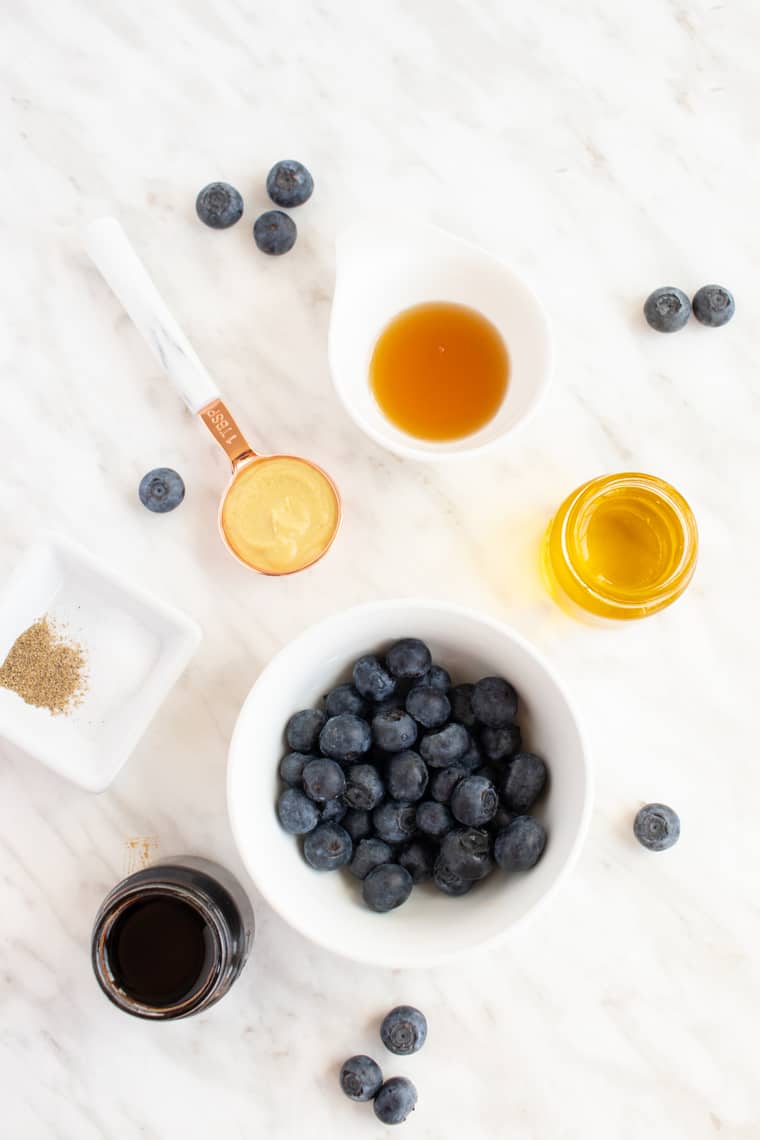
[108,896,214,1008]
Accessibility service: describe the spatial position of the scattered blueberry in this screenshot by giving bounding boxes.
[450,775,498,827]
[471,676,518,728]
[195,181,243,229]
[343,763,385,811]
[372,708,418,752]
[439,828,493,881]
[373,801,417,845]
[480,724,522,763]
[373,1076,418,1125]
[432,861,473,896]
[302,757,345,803]
[643,286,691,333]
[349,837,393,880]
[633,803,680,851]
[449,683,476,727]
[353,655,396,702]
[320,797,347,823]
[692,284,735,328]
[278,751,311,786]
[277,787,319,834]
[429,765,466,804]
[386,638,432,680]
[343,808,373,842]
[285,708,326,753]
[319,713,372,763]
[501,752,547,812]
[387,751,428,802]
[494,815,546,870]
[266,160,314,209]
[406,685,451,729]
[380,1006,428,1056]
[325,683,368,719]
[398,840,435,883]
[363,863,414,913]
[415,800,453,839]
[303,822,353,871]
[253,210,297,255]
[340,1054,383,1102]
[419,723,469,767]
[138,468,185,514]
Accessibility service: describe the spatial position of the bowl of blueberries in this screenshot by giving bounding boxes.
[227,599,592,967]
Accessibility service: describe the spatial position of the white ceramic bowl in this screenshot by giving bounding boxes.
[227,600,591,968]
[328,221,552,461]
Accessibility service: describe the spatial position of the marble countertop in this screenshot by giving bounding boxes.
[2,1,759,1137]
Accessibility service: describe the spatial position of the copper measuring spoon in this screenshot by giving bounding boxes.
[85,218,341,576]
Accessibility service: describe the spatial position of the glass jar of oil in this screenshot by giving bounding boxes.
[544,473,698,621]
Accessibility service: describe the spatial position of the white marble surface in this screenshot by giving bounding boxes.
[1,0,759,1136]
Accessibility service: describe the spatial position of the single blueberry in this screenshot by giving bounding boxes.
[380,1005,428,1056]
[340,1054,383,1102]
[319,713,372,763]
[253,210,297,255]
[325,683,368,719]
[480,723,522,763]
[343,808,373,842]
[459,736,482,772]
[451,775,498,827]
[405,685,451,729]
[398,839,435,883]
[692,284,735,328]
[449,683,477,728]
[362,864,414,913]
[501,752,547,812]
[372,708,418,753]
[373,1076,418,1125]
[419,723,470,768]
[429,765,467,804]
[278,751,312,786]
[320,797,347,824]
[387,750,428,802]
[302,757,345,803]
[432,860,474,896]
[277,787,319,834]
[349,837,393,880]
[423,664,451,691]
[373,801,417,844]
[138,467,185,514]
[494,815,546,870]
[386,638,432,680]
[285,708,326,753]
[633,803,680,851]
[439,827,493,880]
[303,822,352,871]
[643,286,691,333]
[415,800,453,839]
[343,763,385,811]
[471,676,518,728]
[266,160,314,209]
[353,654,397,702]
[195,181,243,229]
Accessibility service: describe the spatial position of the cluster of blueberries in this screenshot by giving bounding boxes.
[276,637,549,912]
[340,1005,427,1126]
[195,160,314,255]
[643,283,735,332]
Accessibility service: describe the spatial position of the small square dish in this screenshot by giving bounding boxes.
[0,533,201,791]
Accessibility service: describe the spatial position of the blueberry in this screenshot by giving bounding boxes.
[439,827,493,880]
[138,467,185,514]
[415,800,453,839]
[353,655,396,702]
[419,723,469,767]
[380,1005,428,1056]
[490,804,516,832]
[325,683,368,719]
[373,801,417,844]
[387,750,428,802]
[303,822,352,871]
[195,181,243,229]
[692,284,735,328]
[285,708,326,753]
[633,803,680,851]
[319,714,371,763]
[405,685,451,729]
[372,708,418,753]
[302,757,345,803]
[459,736,482,771]
[450,775,498,827]
[471,677,518,728]
[501,752,547,812]
[343,763,385,810]
[423,664,451,691]
[449,683,476,728]
[373,1076,418,1125]
[432,860,474,896]
[320,797,347,823]
[278,751,311,786]
[643,286,691,333]
[386,638,432,680]
[429,765,466,804]
[398,840,435,883]
[480,724,522,763]
[343,808,373,842]
[340,1054,383,1102]
[349,837,393,880]
[266,160,314,209]
[277,787,319,834]
[253,210,297,255]
[494,815,546,870]
[363,863,414,912]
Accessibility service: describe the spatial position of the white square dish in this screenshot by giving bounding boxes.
[0,533,201,791]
